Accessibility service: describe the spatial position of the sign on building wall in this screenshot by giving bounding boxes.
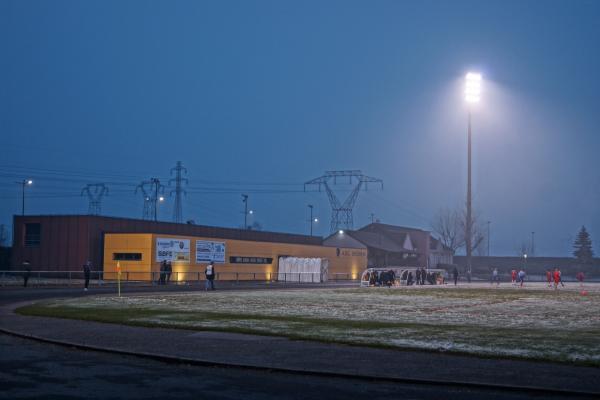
[195,240,226,263]
[156,238,190,263]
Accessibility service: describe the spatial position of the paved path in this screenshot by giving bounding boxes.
[3,334,581,400]
[1,294,599,398]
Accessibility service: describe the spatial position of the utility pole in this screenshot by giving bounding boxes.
[242,194,248,229]
[16,179,33,216]
[370,213,376,224]
[531,231,535,257]
[308,204,314,236]
[169,161,188,223]
[487,221,491,257]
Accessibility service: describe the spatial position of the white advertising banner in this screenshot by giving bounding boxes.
[195,240,226,263]
[156,238,190,263]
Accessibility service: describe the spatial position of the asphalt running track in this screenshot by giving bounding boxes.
[1,284,599,399]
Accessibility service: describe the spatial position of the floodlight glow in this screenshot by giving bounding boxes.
[26,180,33,185]
[465,72,482,103]
[338,230,344,234]
[249,210,254,214]
[314,218,319,222]
[159,196,165,201]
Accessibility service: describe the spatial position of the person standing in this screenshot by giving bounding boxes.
[415,268,421,285]
[553,268,560,290]
[546,269,553,288]
[23,260,31,288]
[452,267,459,286]
[420,267,426,285]
[205,261,215,291]
[83,261,91,291]
[159,260,167,285]
[518,269,526,287]
[166,261,172,285]
[576,271,585,288]
[492,268,500,287]
[511,269,517,286]
[558,268,565,287]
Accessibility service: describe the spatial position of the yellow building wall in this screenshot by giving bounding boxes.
[103,233,367,281]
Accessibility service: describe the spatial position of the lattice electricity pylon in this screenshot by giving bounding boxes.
[135,179,165,221]
[169,161,188,223]
[81,183,108,215]
[135,181,153,220]
[304,170,383,233]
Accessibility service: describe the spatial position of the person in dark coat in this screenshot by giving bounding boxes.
[407,271,414,286]
[415,268,421,285]
[452,267,459,286]
[420,267,426,285]
[166,261,172,284]
[159,260,167,285]
[23,260,31,288]
[83,261,91,291]
[205,261,215,290]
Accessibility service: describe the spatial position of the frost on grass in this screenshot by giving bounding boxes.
[40,283,600,365]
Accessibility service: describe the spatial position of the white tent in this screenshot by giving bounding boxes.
[277,257,329,283]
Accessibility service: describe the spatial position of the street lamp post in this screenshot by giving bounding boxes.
[487,221,491,256]
[308,205,314,236]
[464,72,482,282]
[16,179,33,216]
[242,194,248,229]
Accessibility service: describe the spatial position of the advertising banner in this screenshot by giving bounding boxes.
[156,238,190,263]
[195,240,226,263]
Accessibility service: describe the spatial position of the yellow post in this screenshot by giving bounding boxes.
[117,261,121,297]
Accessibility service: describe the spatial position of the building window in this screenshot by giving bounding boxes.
[113,253,142,261]
[24,223,41,247]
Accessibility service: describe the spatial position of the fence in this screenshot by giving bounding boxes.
[0,270,357,287]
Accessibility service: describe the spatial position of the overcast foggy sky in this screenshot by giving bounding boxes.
[1,0,599,257]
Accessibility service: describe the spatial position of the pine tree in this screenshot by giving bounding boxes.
[573,226,594,264]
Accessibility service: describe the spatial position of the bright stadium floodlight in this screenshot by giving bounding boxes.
[338,230,344,234]
[464,71,482,282]
[465,72,482,103]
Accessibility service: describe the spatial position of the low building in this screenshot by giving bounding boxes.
[11,215,366,280]
[323,223,453,268]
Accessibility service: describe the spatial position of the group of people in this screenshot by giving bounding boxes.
[509,269,527,287]
[544,267,580,289]
[368,270,396,286]
[158,260,173,285]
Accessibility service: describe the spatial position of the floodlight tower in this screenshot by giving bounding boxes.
[464,72,482,281]
[305,170,383,233]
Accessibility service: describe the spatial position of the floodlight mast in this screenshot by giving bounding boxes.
[464,72,482,282]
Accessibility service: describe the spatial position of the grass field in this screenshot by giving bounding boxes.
[17,283,600,365]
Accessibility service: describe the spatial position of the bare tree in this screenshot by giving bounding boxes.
[431,207,464,252]
[432,206,486,254]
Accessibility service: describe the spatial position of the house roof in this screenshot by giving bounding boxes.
[346,231,407,253]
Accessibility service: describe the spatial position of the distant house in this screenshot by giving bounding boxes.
[428,237,454,267]
[323,222,454,268]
